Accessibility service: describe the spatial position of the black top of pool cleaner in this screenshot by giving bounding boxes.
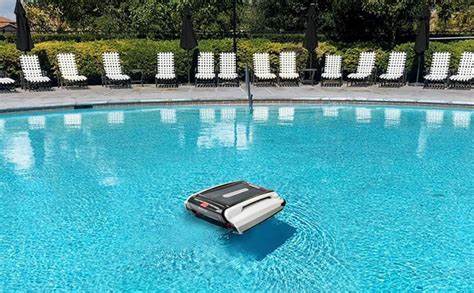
[184,181,285,234]
[192,181,271,208]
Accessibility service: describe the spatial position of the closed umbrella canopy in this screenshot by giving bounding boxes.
[303,3,318,52]
[414,5,431,83]
[15,0,34,52]
[303,3,318,68]
[414,5,430,54]
[180,7,198,51]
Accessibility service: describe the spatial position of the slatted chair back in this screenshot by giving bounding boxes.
[279,51,297,74]
[197,52,214,75]
[253,53,272,75]
[428,52,451,77]
[323,55,342,74]
[219,52,237,76]
[386,52,406,76]
[103,52,124,76]
[356,52,376,75]
[157,52,175,75]
[57,53,80,77]
[20,55,43,79]
[456,52,474,76]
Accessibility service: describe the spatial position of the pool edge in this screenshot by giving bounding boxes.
[0,98,473,115]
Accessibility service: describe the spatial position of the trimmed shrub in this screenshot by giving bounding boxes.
[0,38,472,84]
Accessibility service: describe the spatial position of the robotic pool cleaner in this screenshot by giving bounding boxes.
[185,181,286,234]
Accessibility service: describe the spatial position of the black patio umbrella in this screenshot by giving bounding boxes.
[303,3,318,69]
[414,4,430,84]
[180,6,198,84]
[15,0,34,52]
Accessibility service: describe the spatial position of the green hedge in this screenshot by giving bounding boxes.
[0,39,307,83]
[0,32,308,44]
[0,33,103,43]
[0,38,472,84]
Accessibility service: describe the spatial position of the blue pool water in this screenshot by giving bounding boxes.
[0,105,473,291]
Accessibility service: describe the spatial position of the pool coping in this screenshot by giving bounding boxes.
[1,84,473,114]
[1,97,473,115]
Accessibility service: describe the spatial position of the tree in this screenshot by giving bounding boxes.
[23,0,472,43]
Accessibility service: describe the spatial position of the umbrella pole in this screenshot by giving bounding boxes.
[188,50,191,85]
[416,54,422,85]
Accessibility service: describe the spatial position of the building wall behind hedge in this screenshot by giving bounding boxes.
[0,39,472,84]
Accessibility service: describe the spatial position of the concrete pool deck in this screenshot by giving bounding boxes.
[0,84,472,112]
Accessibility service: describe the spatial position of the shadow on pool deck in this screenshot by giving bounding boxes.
[222,218,296,261]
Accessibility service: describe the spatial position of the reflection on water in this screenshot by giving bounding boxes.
[426,110,444,128]
[279,107,294,122]
[160,109,176,124]
[0,106,472,174]
[197,121,253,150]
[452,111,471,129]
[253,107,269,122]
[200,108,215,123]
[323,107,338,117]
[384,109,401,128]
[355,107,371,123]
[0,107,471,168]
[64,113,82,128]
[0,107,471,155]
[28,116,46,129]
[221,108,236,121]
[417,125,428,158]
[3,131,34,171]
[197,122,236,148]
[221,219,296,261]
[107,111,124,124]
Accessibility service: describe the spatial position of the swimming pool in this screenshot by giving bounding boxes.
[0,105,472,291]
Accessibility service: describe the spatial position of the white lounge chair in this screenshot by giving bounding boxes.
[449,52,473,89]
[424,52,451,88]
[321,55,343,86]
[57,53,87,88]
[0,71,15,91]
[218,52,239,86]
[278,51,299,86]
[347,52,376,86]
[195,52,216,87]
[379,51,407,87]
[102,52,131,88]
[19,55,52,90]
[155,52,178,87]
[253,53,276,86]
